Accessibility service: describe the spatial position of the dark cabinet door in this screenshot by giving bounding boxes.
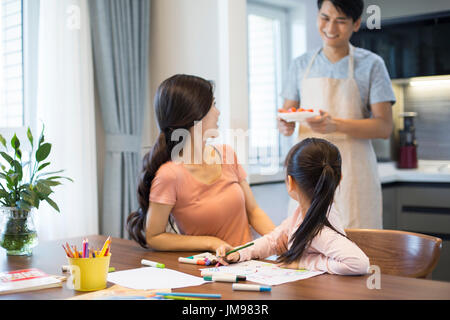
[351,13,450,79]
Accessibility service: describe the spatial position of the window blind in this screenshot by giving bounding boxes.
[0,0,24,128]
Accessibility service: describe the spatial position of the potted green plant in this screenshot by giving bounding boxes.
[0,127,72,256]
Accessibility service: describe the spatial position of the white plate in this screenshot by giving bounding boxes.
[278,110,320,122]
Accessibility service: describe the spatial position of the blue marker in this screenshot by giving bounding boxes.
[232,284,271,292]
[155,292,222,299]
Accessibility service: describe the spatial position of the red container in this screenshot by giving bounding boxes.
[398,146,418,169]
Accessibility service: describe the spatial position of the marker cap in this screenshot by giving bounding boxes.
[260,285,271,292]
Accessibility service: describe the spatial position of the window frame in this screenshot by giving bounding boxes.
[247,1,291,184]
[0,0,38,151]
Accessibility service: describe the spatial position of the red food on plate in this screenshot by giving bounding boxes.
[288,107,297,113]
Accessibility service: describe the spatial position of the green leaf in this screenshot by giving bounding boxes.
[45,197,60,212]
[0,134,6,149]
[0,151,14,165]
[8,173,19,187]
[46,175,73,183]
[15,148,22,160]
[35,143,51,162]
[11,134,20,150]
[38,162,51,171]
[27,127,34,148]
[0,189,9,198]
[20,189,40,209]
[36,170,65,180]
[12,160,23,182]
[41,179,61,187]
[38,124,45,146]
[35,180,52,197]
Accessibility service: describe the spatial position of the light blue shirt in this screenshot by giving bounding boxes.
[281,46,396,118]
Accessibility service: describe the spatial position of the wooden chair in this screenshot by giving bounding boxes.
[345,229,442,279]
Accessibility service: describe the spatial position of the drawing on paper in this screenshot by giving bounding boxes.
[201,260,324,286]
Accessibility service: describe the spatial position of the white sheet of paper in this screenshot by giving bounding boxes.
[107,267,207,290]
[201,260,324,286]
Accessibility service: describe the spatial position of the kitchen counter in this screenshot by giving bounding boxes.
[378,160,450,184]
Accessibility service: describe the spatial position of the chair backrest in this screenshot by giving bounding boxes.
[345,229,442,278]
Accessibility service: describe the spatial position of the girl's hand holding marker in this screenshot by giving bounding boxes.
[215,242,254,266]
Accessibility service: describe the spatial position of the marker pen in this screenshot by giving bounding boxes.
[201,271,246,281]
[232,284,271,292]
[178,257,206,265]
[203,274,240,283]
[141,259,165,268]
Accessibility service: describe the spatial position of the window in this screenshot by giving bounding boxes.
[247,2,291,182]
[0,0,24,128]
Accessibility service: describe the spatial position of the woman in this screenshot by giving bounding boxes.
[278,0,396,229]
[127,74,276,251]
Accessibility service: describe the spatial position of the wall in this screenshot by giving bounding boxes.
[403,83,450,160]
[142,0,219,153]
[142,0,249,165]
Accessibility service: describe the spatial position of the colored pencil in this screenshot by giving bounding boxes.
[225,242,254,256]
[99,237,111,257]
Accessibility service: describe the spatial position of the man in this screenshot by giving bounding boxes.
[278,0,396,229]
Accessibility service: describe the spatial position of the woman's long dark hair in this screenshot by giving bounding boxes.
[127,74,214,248]
[278,138,346,264]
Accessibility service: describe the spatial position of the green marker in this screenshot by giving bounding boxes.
[141,259,165,268]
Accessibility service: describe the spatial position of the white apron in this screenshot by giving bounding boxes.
[287,45,382,229]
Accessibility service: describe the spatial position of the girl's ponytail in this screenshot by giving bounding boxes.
[278,138,345,264]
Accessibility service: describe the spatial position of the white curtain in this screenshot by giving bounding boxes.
[35,0,98,241]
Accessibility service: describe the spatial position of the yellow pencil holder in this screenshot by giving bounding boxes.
[67,254,111,292]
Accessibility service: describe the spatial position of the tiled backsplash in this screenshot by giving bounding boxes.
[402,84,450,160]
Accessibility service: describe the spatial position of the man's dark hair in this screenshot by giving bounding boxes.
[317,0,364,22]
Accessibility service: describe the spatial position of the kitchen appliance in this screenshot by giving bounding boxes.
[398,112,418,169]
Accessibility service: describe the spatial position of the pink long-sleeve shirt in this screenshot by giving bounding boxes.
[238,205,370,275]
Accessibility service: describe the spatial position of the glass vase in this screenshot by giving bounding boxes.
[0,207,38,256]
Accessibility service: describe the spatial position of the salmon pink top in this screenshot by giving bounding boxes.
[149,144,252,247]
[239,205,370,275]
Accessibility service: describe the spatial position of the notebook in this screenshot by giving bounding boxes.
[0,268,63,295]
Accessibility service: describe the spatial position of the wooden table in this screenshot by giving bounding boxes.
[1,235,450,300]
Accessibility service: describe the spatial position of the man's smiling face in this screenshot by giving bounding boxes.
[317,0,361,48]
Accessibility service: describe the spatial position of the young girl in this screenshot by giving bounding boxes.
[216,138,370,275]
[127,74,275,251]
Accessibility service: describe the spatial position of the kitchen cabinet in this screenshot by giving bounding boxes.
[382,182,450,282]
[351,11,450,79]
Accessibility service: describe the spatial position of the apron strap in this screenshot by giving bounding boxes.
[348,44,355,79]
[303,48,321,80]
